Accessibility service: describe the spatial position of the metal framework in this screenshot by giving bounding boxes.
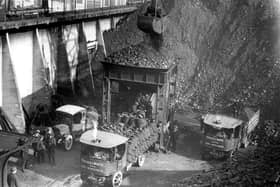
[101,62,177,124]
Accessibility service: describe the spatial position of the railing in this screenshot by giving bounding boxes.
[0,0,143,23]
[5,0,142,13]
[127,0,146,5]
[48,0,128,13]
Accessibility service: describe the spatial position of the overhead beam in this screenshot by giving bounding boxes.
[0,6,137,32]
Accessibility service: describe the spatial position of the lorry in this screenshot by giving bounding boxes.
[30,104,98,151]
[200,108,260,159]
[79,61,178,186]
[52,104,98,151]
[80,127,159,187]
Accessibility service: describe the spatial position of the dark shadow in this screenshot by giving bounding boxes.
[31,143,81,180]
[149,33,163,51]
[121,169,201,187]
[165,116,203,161]
[80,170,201,187]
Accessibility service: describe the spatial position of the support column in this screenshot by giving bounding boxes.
[0,38,2,106]
[2,33,25,133]
[33,29,47,92]
[55,27,73,96]
[102,77,111,123]
[76,23,95,95]
[96,20,107,57]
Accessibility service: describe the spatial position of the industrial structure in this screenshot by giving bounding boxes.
[0,0,143,134]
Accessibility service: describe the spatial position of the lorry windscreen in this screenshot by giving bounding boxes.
[81,144,113,161]
[204,124,233,139]
[55,112,72,125]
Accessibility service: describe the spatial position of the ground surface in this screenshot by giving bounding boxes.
[14,113,215,187]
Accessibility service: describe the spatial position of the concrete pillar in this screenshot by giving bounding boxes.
[0,38,2,106]
[33,29,47,93]
[2,34,25,134]
[75,23,94,96]
[96,20,107,56]
[55,27,73,96]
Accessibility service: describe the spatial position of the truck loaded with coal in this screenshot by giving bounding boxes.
[79,56,177,187]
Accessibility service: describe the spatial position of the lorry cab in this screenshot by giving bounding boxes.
[53,104,98,151]
[201,114,243,159]
[80,130,129,187]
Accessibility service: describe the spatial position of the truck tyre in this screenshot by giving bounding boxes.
[111,171,123,187]
[64,135,73,151]
[136,154,145,167]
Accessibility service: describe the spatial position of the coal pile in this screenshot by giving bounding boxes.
[105,43,173,69]
[99,114,159,163]
[176,120,280,187]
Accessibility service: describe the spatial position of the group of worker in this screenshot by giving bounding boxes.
[32,127,56,166]
[131,93,180,152]
[7,128,57,187]
[131,93,153,119]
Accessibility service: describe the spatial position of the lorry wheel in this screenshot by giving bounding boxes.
[111,171,123,187]
[136,155,145,167]
[64,135,73,151]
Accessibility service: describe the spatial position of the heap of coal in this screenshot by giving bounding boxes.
[176,120,280,187]
[105,43,173,69]
[103,0,280,120]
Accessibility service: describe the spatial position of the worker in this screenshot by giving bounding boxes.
[45,128,56,165]
[146,100,153,119]
[169,120,179,152]
[32,130,41,163]
[36,135,46,164]
[18,139,28,172]
[7,166,19,187]
[132,101,139,114]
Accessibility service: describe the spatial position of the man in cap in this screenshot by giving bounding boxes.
[7,166,19,187]
[36,135,46,164]
[169,120,179,152]
[33,129,41,138]
[32,129,41,164]
[45,127,56,165]
[17,138,28,172]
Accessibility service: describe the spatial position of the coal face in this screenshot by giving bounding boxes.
[104,0,280,120]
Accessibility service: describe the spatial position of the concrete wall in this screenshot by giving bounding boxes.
[83,21,97,42]
[48,0,127,12]
[2,34,25,133]
[0,15,117,132]
[38,29,56,88]
[9,32,33,98]
[63,24,79,86]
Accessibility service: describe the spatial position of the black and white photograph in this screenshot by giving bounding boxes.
[0,0,279,186]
